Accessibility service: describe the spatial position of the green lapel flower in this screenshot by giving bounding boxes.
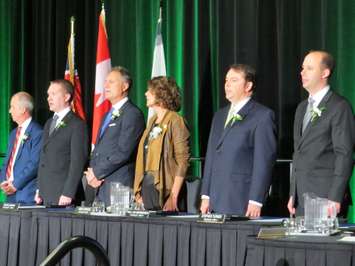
[21,133,29,144]
[310,106,326,122]
[56,121,67,129]
[230,113,243,126]
[111,109,122,120]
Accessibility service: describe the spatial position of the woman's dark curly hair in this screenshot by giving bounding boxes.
[148,76,181,111]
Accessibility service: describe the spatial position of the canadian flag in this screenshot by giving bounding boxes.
[92,5,111,146]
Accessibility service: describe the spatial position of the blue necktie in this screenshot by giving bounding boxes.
[99,108,113,138]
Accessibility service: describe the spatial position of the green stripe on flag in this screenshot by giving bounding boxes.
[0,190,6,203]
[347,165,355,223]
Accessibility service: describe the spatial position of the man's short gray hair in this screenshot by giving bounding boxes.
[14,92,34,114]
[111,66,133,90]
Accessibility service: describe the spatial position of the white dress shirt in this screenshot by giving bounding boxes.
[309,85,330,107]
[8,117,32,182]
[53,106,71,127]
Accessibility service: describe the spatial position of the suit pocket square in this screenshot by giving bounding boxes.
[108,123,116,127]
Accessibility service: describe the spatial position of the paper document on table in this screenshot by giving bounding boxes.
[248,218,285,224]
[338,236,355,242]
[17,205,46,209]
[166,214,200,219]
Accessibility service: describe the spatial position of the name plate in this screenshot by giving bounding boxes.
[2,203,18,210]
[126,210,151,218]
[257,227,287,239]
[75,207,92,214]
[198,214,226,224]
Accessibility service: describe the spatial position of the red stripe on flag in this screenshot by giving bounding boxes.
[96,14,110,63]
[64,30,86,121]
[72,74,86,120]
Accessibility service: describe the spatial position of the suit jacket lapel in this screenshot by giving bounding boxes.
[295,100,307,142]
[143,114,157,142]
[15,121,34,161]
[4,129,17,167]
[44,111,73,146]
[96,110,112,145]
[217,99,254,148]
[298,90,333,147]
[97,101,131,144]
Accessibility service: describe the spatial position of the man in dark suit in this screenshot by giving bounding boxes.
[0,92,42,204]
[200,64,277,217]
[85,66,145,206]
[36,79,89,206]
[288,51,355,215]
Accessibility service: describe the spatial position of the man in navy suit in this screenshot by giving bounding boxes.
[0,92,42,204]
[200,64,277,217]
[85,66,145,206]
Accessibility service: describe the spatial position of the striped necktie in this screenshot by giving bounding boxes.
[302,97,315,133]
[5,126,22,179]
[225,104,236,128]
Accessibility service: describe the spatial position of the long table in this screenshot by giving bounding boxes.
[3,209,355,266]
[0,209,264,266]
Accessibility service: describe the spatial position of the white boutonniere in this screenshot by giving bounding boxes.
[310,106,326,122]
[230,113,243,126]
[56,121,67,129]
[149,125,163,140]
[21,134,29,144]
[111,109,121,120]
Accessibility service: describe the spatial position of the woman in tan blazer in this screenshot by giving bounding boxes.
[134,76,190,211]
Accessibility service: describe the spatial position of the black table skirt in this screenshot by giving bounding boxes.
[6,209,355,266]
[245,235,355,266]
[0,210,33,266]
[0,209,263,266]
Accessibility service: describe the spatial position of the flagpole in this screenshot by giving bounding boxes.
[69,17,75,83]
[70,16,75,36]
[159,0,162,22]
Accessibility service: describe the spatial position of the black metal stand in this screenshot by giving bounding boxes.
[40,235,110,266]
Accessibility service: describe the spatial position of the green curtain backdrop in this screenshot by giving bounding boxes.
[0,0,354,211]
[0,0,27,202]
[106,0,204,177]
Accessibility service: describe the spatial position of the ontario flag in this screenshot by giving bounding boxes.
[92,4,112,146]
[64,16,86,121]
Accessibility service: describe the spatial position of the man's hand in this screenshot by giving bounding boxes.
[245,202,261,218]
[328,200,341,217]
[0,181,17,195]
[58,195,72,206]
[200,198,210,214]
[34,192,43,205]
[287,196,296,215]
[85,168,104,188]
